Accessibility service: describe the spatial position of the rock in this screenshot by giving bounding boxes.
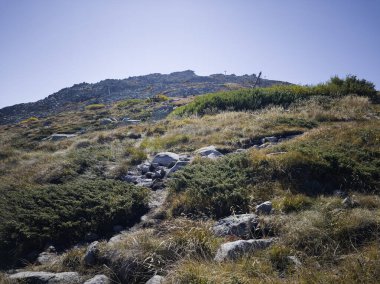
[136,178,154,188]
[99,118,114,125]
[151,152,179,167]
[261,136,278,144]
[212,214,258,238]
[122,119,141,124]
[47,134,77,141]
[179,154,192,161]
[151,179,165,191]
[205,152,223,159]
[214,238,274,262]
[84,275,110,284]
[255,201,272,215]
[287,255,302,267]
[146,275,164,284]
[84,241,99,266]
[258,142,273,149]
[113,225,123,233]
[36,251,58,265]
[195,146,223,158]
[138,162,151,174]
[167,161,189,176]
[342,196,358,208]
[8,271,81,283]
[124,175,139,183]
[333,190,348,198]
[145,172,155,178]
[84,232,99,242]
[235,149,247,153]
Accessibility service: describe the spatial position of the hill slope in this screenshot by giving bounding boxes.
[0,70,289,124]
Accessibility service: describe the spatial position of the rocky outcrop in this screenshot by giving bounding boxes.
[36,246,58,265]
[212,214,258,238]
[214,238,274,262]
[8,271,82,284]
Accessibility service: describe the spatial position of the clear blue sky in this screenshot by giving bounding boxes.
[0,0,379,108]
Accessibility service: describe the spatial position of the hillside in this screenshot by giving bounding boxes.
[0,71,289,125]
[0,75,379,284]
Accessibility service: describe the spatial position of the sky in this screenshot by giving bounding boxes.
[0,0,379,108]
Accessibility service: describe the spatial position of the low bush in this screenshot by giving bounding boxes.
[85,104,106,110]
[0,179,149,268]
[171,76,377,117]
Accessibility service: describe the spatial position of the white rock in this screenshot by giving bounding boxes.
[9,271,81,283]
[84,274,110,284]
[214,238,274,262]
[255,201,272,215]
[146,275,164,284]
[212,214,258,238]
[195,146,223,158]
[151,152,179,167]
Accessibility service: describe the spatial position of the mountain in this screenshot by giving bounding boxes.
[0,70,289,124]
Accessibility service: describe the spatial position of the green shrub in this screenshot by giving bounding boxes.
[116,99,142,109]
[85,103,106,110]
[0,179,149,268]
[171,76,377,117]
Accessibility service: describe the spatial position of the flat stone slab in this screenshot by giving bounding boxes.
[212,214,258,238]
[8,271,82,284]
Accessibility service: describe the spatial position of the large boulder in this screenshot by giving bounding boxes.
[84,275,110,284]
[84,241,99,266]
[212,214,258,238]
[195,146,223,158]
[214,238,274,262]
[146,275,164,284]
[36,246,57,265]
[151,152,179,167]
[8,271,81,284]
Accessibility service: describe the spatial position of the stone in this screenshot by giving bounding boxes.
[261,136,278,144]
[214,238,274,262]
[8,271,81,283]
[151,152,179,167]
[136,178,154,188]
[122,119,141,124]
[124,175,139,183]
[48,134,77,141]
[287,255,302,267]
[342,196,358,208]
[267,151,287,156]
[195,146,223,158]
[84,241,99,266]
[138,162,151,174]
[36,251,58,265]
[255,201,272,215]
[146,275,164,284]
[84,275,110,284]
[167,161,189,176]
[99,118,114,125]
[212,214,258,238]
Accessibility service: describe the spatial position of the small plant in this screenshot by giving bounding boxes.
[85,103,106,110]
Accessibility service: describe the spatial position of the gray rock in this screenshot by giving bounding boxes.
[151,152,179,167]
[36,252,58,265]
[84,241,99,266]
[126,132,142,139]
[146,275,164,284]
[195,146,223,158]
[124,174,139,183]
[138,162,151,174]
[136,178,154,188]
[167,161,189,176]
[255,201,272,215]
[342,196,358,208]
[287,255,302,267]
[258,142,273,149]
[261,136,278,144]
[48,134,77,141]
[214,238,274,262]
[122,119,141,124]
[84,275,110,284]
[99,118,114,125]
[8,271,81,283]
[212,214,258,238]
[266,151,287,156]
